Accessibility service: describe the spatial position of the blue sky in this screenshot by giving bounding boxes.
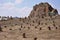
[0,0,60,17]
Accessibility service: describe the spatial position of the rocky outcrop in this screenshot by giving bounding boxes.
[29,2,58,18]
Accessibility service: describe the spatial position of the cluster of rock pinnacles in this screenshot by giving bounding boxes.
[0,2,60,40]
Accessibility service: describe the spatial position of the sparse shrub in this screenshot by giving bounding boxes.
[59,25,60,27]
[26,22,29,24]
[21,25,23,28]
[33,20,35,23]
[32,24,34,26]
[30,24,31,26]
[25,17,27,19]
[48,26,51,30]
[28,16,31,20]
[53,24,55,27]
[28,27,30,29]
[40,27,42,30]
[4,26,7,28]
[53,21,55,23]
[45,23,47,25]
[33,4,38,11]
[24,26,25,28]
[23,33,26,38]
[42,16,44,18]
[0,26,3,32]
[35,26,37,29]
[38,22,40,25]
[19,28,21,30]
[9,28,12,30]
[23,20,25,23]
[15,24,17,25]
[41,23,43,25]
[34,37,37,40]
[56,27,57,29]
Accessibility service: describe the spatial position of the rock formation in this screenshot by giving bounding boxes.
[29,2,58,18]
[0,2,60,40]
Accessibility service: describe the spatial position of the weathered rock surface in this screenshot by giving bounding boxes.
[29,2,58,18]
[0,2,60,40]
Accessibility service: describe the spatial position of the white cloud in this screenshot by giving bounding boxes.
[1,2,15,9]
[15,0,23,4]
[19,7,32,17]
[57,9,60,14]
[0,3,32,17]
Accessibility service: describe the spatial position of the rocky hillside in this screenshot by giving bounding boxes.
[0,2,60,40]
[29,2,58,18]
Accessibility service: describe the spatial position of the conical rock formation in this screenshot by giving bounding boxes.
[29,2,58,18]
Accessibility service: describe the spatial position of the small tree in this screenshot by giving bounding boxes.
[0,25,3,32]
[48,26,51,30]
[35,26,37,29]
[23,33,26,38]
[9,28,12,30]
[40,27,42,30]
[33,20,35,23]
[34,37,37,40]
[19,28,21,30]
[41,15,44,18]
[56,27,57,29]
[28,27,30,29]
[21,25,22,28]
